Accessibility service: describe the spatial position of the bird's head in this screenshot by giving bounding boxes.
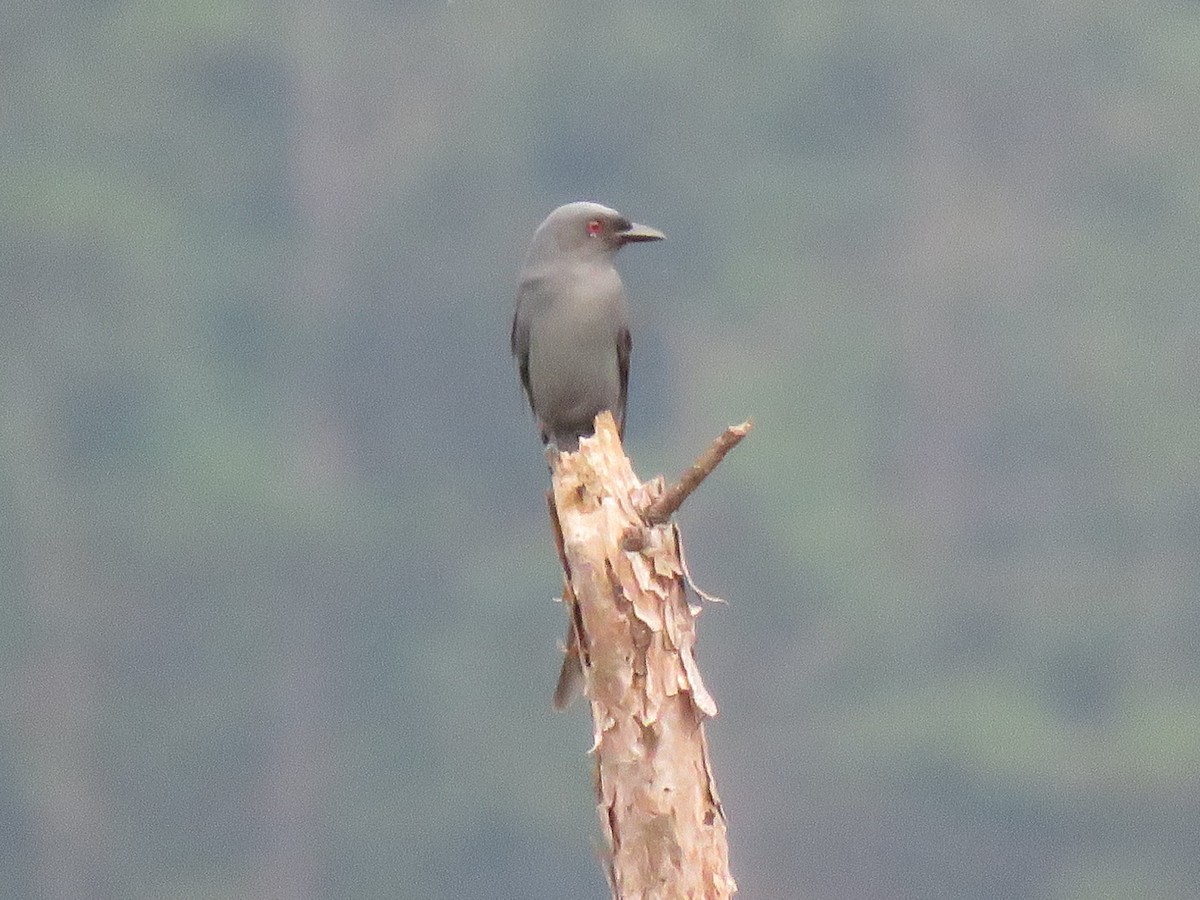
[528,201,664,262]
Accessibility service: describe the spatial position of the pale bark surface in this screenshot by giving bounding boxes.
[550,413,737,900]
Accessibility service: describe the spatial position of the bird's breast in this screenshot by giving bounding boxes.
[525,269,627,426]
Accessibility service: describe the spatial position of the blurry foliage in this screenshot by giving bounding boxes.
[2,0,1199,898]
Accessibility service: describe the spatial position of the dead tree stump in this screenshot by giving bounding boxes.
[547,412,748,899]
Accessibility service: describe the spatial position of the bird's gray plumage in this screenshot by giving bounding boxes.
[512,201,664,451]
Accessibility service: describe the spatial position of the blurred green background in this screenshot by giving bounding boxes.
[4,1,1200,898]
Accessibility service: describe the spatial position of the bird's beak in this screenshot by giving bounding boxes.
[619,222,665,244]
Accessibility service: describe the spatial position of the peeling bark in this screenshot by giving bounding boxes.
[549,413,742,900]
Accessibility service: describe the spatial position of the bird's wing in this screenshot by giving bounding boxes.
[511,282,534,408]
[616,325,631,439]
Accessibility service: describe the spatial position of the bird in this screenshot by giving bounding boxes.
[512,201,664,708]
[511,201,664,452]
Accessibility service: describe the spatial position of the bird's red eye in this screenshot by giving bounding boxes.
[586,219,603,237]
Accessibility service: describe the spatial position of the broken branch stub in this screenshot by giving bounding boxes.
[550,411,737,900]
